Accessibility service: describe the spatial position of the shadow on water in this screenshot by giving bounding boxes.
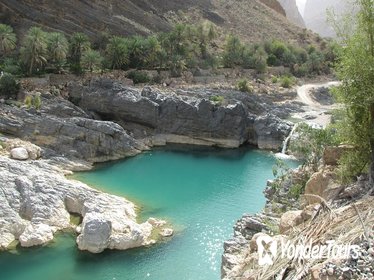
[80,144,260,174]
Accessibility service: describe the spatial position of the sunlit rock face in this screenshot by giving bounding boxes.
[278,0,305,27]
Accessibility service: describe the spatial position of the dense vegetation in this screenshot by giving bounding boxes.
[0,22,337,82]
[332,0,374,184]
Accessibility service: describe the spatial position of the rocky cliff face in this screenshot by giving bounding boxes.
[0,97,145,165]
[259,0,287,16]
[68,78,295,150]
[0,0,312,44]
[278,0,305,27]
[304,0,352,37]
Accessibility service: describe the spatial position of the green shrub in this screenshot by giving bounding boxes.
[24,95,32,108]
[127,70,150,84]
[1,58,22,75]
[237,79,253,93]
[280,75,295,88]
[0,73,20,99]
[251,47,268,73]
[169,55,187,77]
[289,123,340,171]
[24,94,42,110]
[222,35,245,67]
[271,76,278,83]
[291,63,308,77]
[209,95,225,105]
[288,184,305,199]
[32,95,42,110]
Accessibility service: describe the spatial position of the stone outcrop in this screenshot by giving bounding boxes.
[222,214,270,278]
[68,79,293,150]
[323,145,353,166]
[278,0,305,27]
[304,170,344,204]
[0,101,144,165]
[0,155,167,253]
[252,114,292,150]
[279,209,303,233]
[259,0,286,16]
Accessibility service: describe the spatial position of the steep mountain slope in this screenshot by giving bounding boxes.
[259,0,287,16]
[304,0,352,37]
[0,0,314,44]
[278,0,305,27]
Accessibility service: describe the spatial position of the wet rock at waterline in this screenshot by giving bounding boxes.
[68,78,293,150]
[0,156,169,253]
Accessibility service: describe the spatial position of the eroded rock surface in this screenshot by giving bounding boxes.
[0,102,144,165]
[0,156,160,253]
[68,79,293,150]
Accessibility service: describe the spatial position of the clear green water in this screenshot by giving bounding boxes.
[0,146,297,280]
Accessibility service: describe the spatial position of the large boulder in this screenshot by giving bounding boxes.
[10,147,29,160]
[77,213,112,253]
[279,210,303,233]
[7,139,42,160]
[323,145,354,166]
[304,170,344,204]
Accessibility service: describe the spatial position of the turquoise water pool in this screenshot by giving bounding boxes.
[0,146,297,280]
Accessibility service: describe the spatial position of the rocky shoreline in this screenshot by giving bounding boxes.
[0,153,167,253]
[221,147,374,280]
[0,77,298,253]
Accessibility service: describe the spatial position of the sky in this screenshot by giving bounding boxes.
[296,0,307,16]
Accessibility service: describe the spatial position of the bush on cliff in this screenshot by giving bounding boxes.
[237,79,253,93]
[0,73,20,99]
[127,70,150,84]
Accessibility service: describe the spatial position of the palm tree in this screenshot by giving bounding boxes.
[0,24,17,56]
[82,49,103,72]
[144,36,161,68]
[105,36,129,69]
[69,33,90,68]
[20,27,48,76]
[47,32,68,70]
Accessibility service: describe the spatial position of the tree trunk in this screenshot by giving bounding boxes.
[369,104,374,187]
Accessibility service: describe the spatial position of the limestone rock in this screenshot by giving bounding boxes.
[278,0,305,27]
[19,224,55,247]
[0,156,163,252]
[323,145,354,166]
[279,210,303,233]
[7,139,42,160]
[68,79,293,150]
[304,171,344,204]
[160,228,174,237]
[147,217,167,227]
[10,147,29,160]
[0,102,144,164]
[252,114,292,150]
[77,213,112,253]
